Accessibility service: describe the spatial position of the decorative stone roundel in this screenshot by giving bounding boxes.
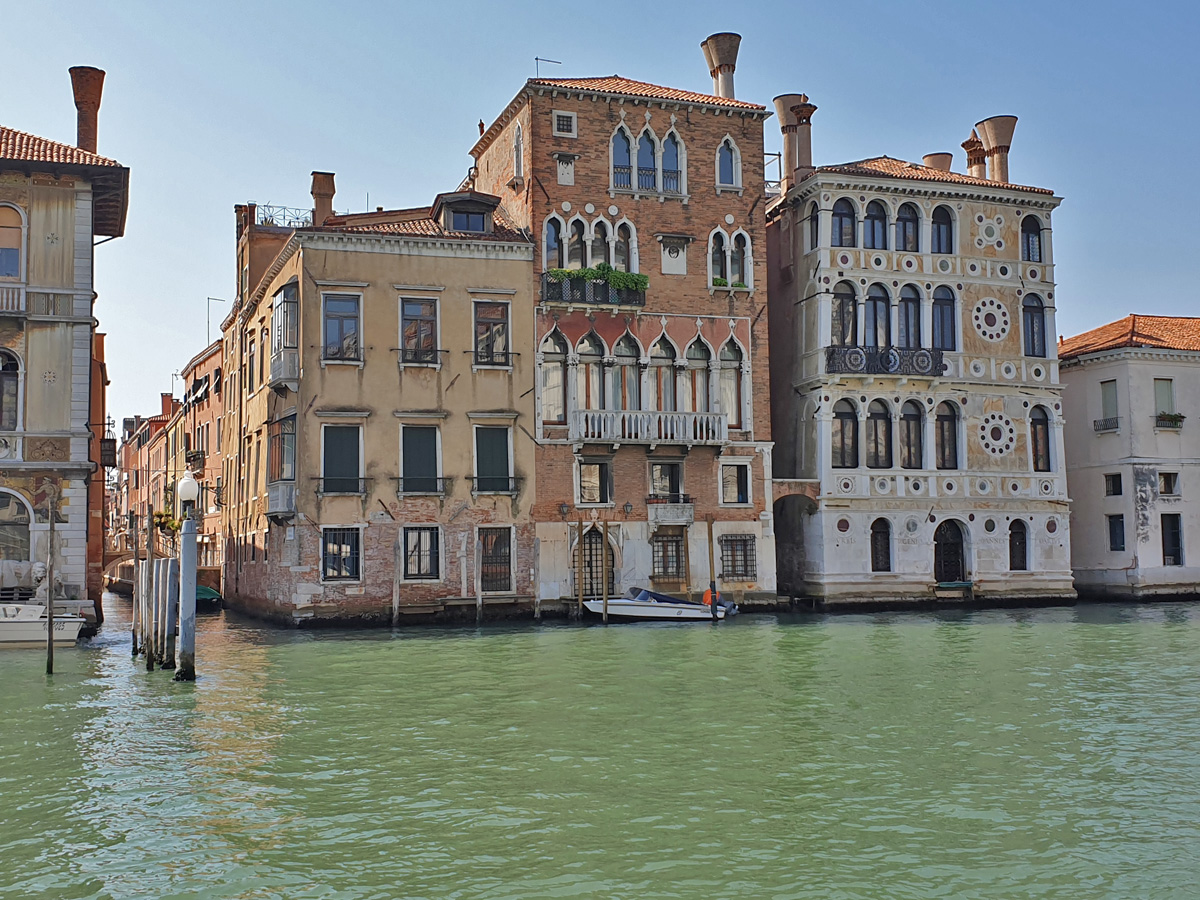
[974,213,1005,250]
[972,297,1011,342]
[978,412,1017,456]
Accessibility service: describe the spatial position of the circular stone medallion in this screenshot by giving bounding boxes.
[972,297,1011,342]
[978,412,1017,456]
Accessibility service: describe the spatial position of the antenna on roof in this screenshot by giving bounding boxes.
[535,57,562,78]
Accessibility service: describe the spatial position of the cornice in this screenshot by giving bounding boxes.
[783,173,1063,210]
[1060,346,1200,368]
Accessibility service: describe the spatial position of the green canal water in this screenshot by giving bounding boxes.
[2,598,1200,899]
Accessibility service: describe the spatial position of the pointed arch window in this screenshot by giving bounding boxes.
[615,223,633,273]
[648,338,676,412]
[832,282,857,347]
[540,332,567,424]
[1023,295,1046,358]
[898,285,921,349]
[932,286,956,351]
[684,341,711,413]
[566,220,587,269]
[870,519,891,572]
[865,284,890,348]
[0,492,31,561]
[1009,520,1028,571]
[0,206,22,280]
[932,206,954,254]
[832,199,856,247]
[637,132,657,191]
[717,138,739,187]
[0,351,18,431]
[808,202,819,250]
[592,221,611,267]
[731,234,748,286]
[864,201,888,250]
[577,334,605,411]
[1021,216,1042,262]
[612,129,632,189]
[710,232,728,283]
[899,400,923,469]
[719,341,743,429]
[935,401,959,469]
[1031,406,1051,472]
[832,400,858,469]
[546,218,564,269]
[663,134,682,194]
[513,123,524,179]
[896,203,919,252]
[614,335,641,411]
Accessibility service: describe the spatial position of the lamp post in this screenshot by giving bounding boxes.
[175,470,199,681]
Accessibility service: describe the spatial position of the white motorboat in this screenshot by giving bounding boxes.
[583,588,735,621]
[0,604,85,648]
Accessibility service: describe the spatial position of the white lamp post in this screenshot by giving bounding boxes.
[175,470,200,681]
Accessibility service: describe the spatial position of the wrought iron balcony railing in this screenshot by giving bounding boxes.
[825,346,944,377]
[570,410,727,446]
[315,477,369,495]
[470,476,521,494]
[395,476,450,495]
[1155,414,1186,429]
[637,166,657,191]
[540,273,645,307]
[613,165,632,189]
[662,168,682,194]
[1094,417,1120,432]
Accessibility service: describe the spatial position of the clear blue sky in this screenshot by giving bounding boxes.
[4,0,1196,422]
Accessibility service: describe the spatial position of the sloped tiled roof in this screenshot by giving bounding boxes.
[0,126,122,167]
[317,206,530,244]
[528,76,766,111]
[1059,315,1200,359]
[811,156,1054,195]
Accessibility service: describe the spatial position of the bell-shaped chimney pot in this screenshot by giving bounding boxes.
[974,115,1018,183]
[922,152,954,172]
[700,32,741,99]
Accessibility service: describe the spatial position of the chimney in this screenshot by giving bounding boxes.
[311,171,335,225]
[790,96,818,181]
[160,392,173,417]
[962,130,987,179]
[700,32,741,99]
[974,115,1018,183]
[773,94,801,193]
[68,66,105,153]
[922,152,953,172]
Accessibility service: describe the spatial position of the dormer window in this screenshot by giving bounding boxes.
[452,211,486,232]
[432,190,500,236]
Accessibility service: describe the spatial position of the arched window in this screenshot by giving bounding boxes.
[576,333,605,411]
[540,332,567,424]
[684,341,711,413]
[832,199,856,247]
[864,201,888,250]
[932,286,956,351]
[0,206,22,280]
[513,123,524,179]
[866,400,892,468]
[546,218,564,269]
[663,134,682,194]
[935,401,958,469]
[1021,216,1042,262]
[718,138,738,187]
[832,282,857,347]
[648,338,676,411]
[808,202,819,251]
[592,221,611,267]
[615,223,633,272]
[1031,406,1051,472]
[870,518,891,572]
[614,335,640,411]
[567,220,586,269]
[0,492,31,561]
[731,234,748,286]
[931,206,954,254]
[832,400,858,468]
[719,341,743,429]
[637,132,657,191]
[1023,294,1046,358]
[1009,520,1028,571]
[612,129,632,189]
[898,285,921,349]
[899,400,923,469]
[710,232,728,283]
[865,284,890,348]
[934,520,965,583]
[896,203,919,252]
[0,351,19,431]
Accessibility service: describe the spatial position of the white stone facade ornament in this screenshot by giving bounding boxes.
[978,412,1017,456]
[974,213,1006,250]
[972,297,1011,342]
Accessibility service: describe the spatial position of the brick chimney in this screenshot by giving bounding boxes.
[700,33,741,99]
[975,115,1018,183]
[962,130,987,179]
[311,171,335,226]
[69,66,105,154]
[790,96,818,181]
[160,392,173,417]
[922,152,953,172]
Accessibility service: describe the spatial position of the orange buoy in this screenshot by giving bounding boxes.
[703,588,720,606]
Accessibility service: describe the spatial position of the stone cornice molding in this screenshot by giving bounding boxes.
[782,175,1063,211]
[1061,346,1200,369]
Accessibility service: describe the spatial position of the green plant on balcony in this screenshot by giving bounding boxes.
[153,509,180,534]
[731,281,747,289]
[711,276,728,287]
[1157,412,1186,426]
[547,263,649,293]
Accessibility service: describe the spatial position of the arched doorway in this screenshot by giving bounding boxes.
[933,520,965,583]
[580,528,616,599]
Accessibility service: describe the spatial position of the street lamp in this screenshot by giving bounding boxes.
[177,469,200,520]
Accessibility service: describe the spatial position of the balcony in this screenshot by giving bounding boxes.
[267,481,296,516]
[470,476,521,495]
[647,493,694,526]
[825,346,944,377]
[570,410,727,446]
[0,286,24,314]
[269,348,299,386]
[315,477,369,495]
[1094,417,1120,433]
[395,476,450,495]
[541,273,645,308]
[1155,413,1186,430]
[185,449,206,470]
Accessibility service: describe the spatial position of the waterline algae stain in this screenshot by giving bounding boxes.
[2,598,1200,898]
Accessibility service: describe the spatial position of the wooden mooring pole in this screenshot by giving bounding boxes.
[144,519,155,670]
[175,516,197,681]
[576,519,584,619]
[707,517,718,623]
[130,513,140,657]
[601,520,609,625]
[45,483,56,675]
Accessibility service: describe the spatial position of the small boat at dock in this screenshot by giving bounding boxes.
[583,587,737,621]
[0,604,86,648]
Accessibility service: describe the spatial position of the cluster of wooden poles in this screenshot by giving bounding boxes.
[130,516,198,681]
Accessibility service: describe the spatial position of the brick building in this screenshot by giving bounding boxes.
[469,32,778,604]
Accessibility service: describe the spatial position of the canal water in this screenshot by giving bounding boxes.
[2,597,1200,899]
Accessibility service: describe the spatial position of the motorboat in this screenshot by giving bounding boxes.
[583,587,738,621]
[0,604,86,648]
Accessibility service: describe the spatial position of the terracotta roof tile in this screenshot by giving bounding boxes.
[0,125,122,168]
[314,207,529,244]
[529,76,766,111]
[1059,315,1200,359]
[811,155,1054,195]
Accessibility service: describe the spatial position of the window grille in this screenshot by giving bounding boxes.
[652,534,685,578]
[720,535,757,580]
[322,528,360,580]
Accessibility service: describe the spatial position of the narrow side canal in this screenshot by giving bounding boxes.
[2,596,1200,899]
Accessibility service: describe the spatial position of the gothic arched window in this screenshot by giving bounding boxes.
[540,332,567,425]
[719,341,743,429]
[612,129,632,189]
